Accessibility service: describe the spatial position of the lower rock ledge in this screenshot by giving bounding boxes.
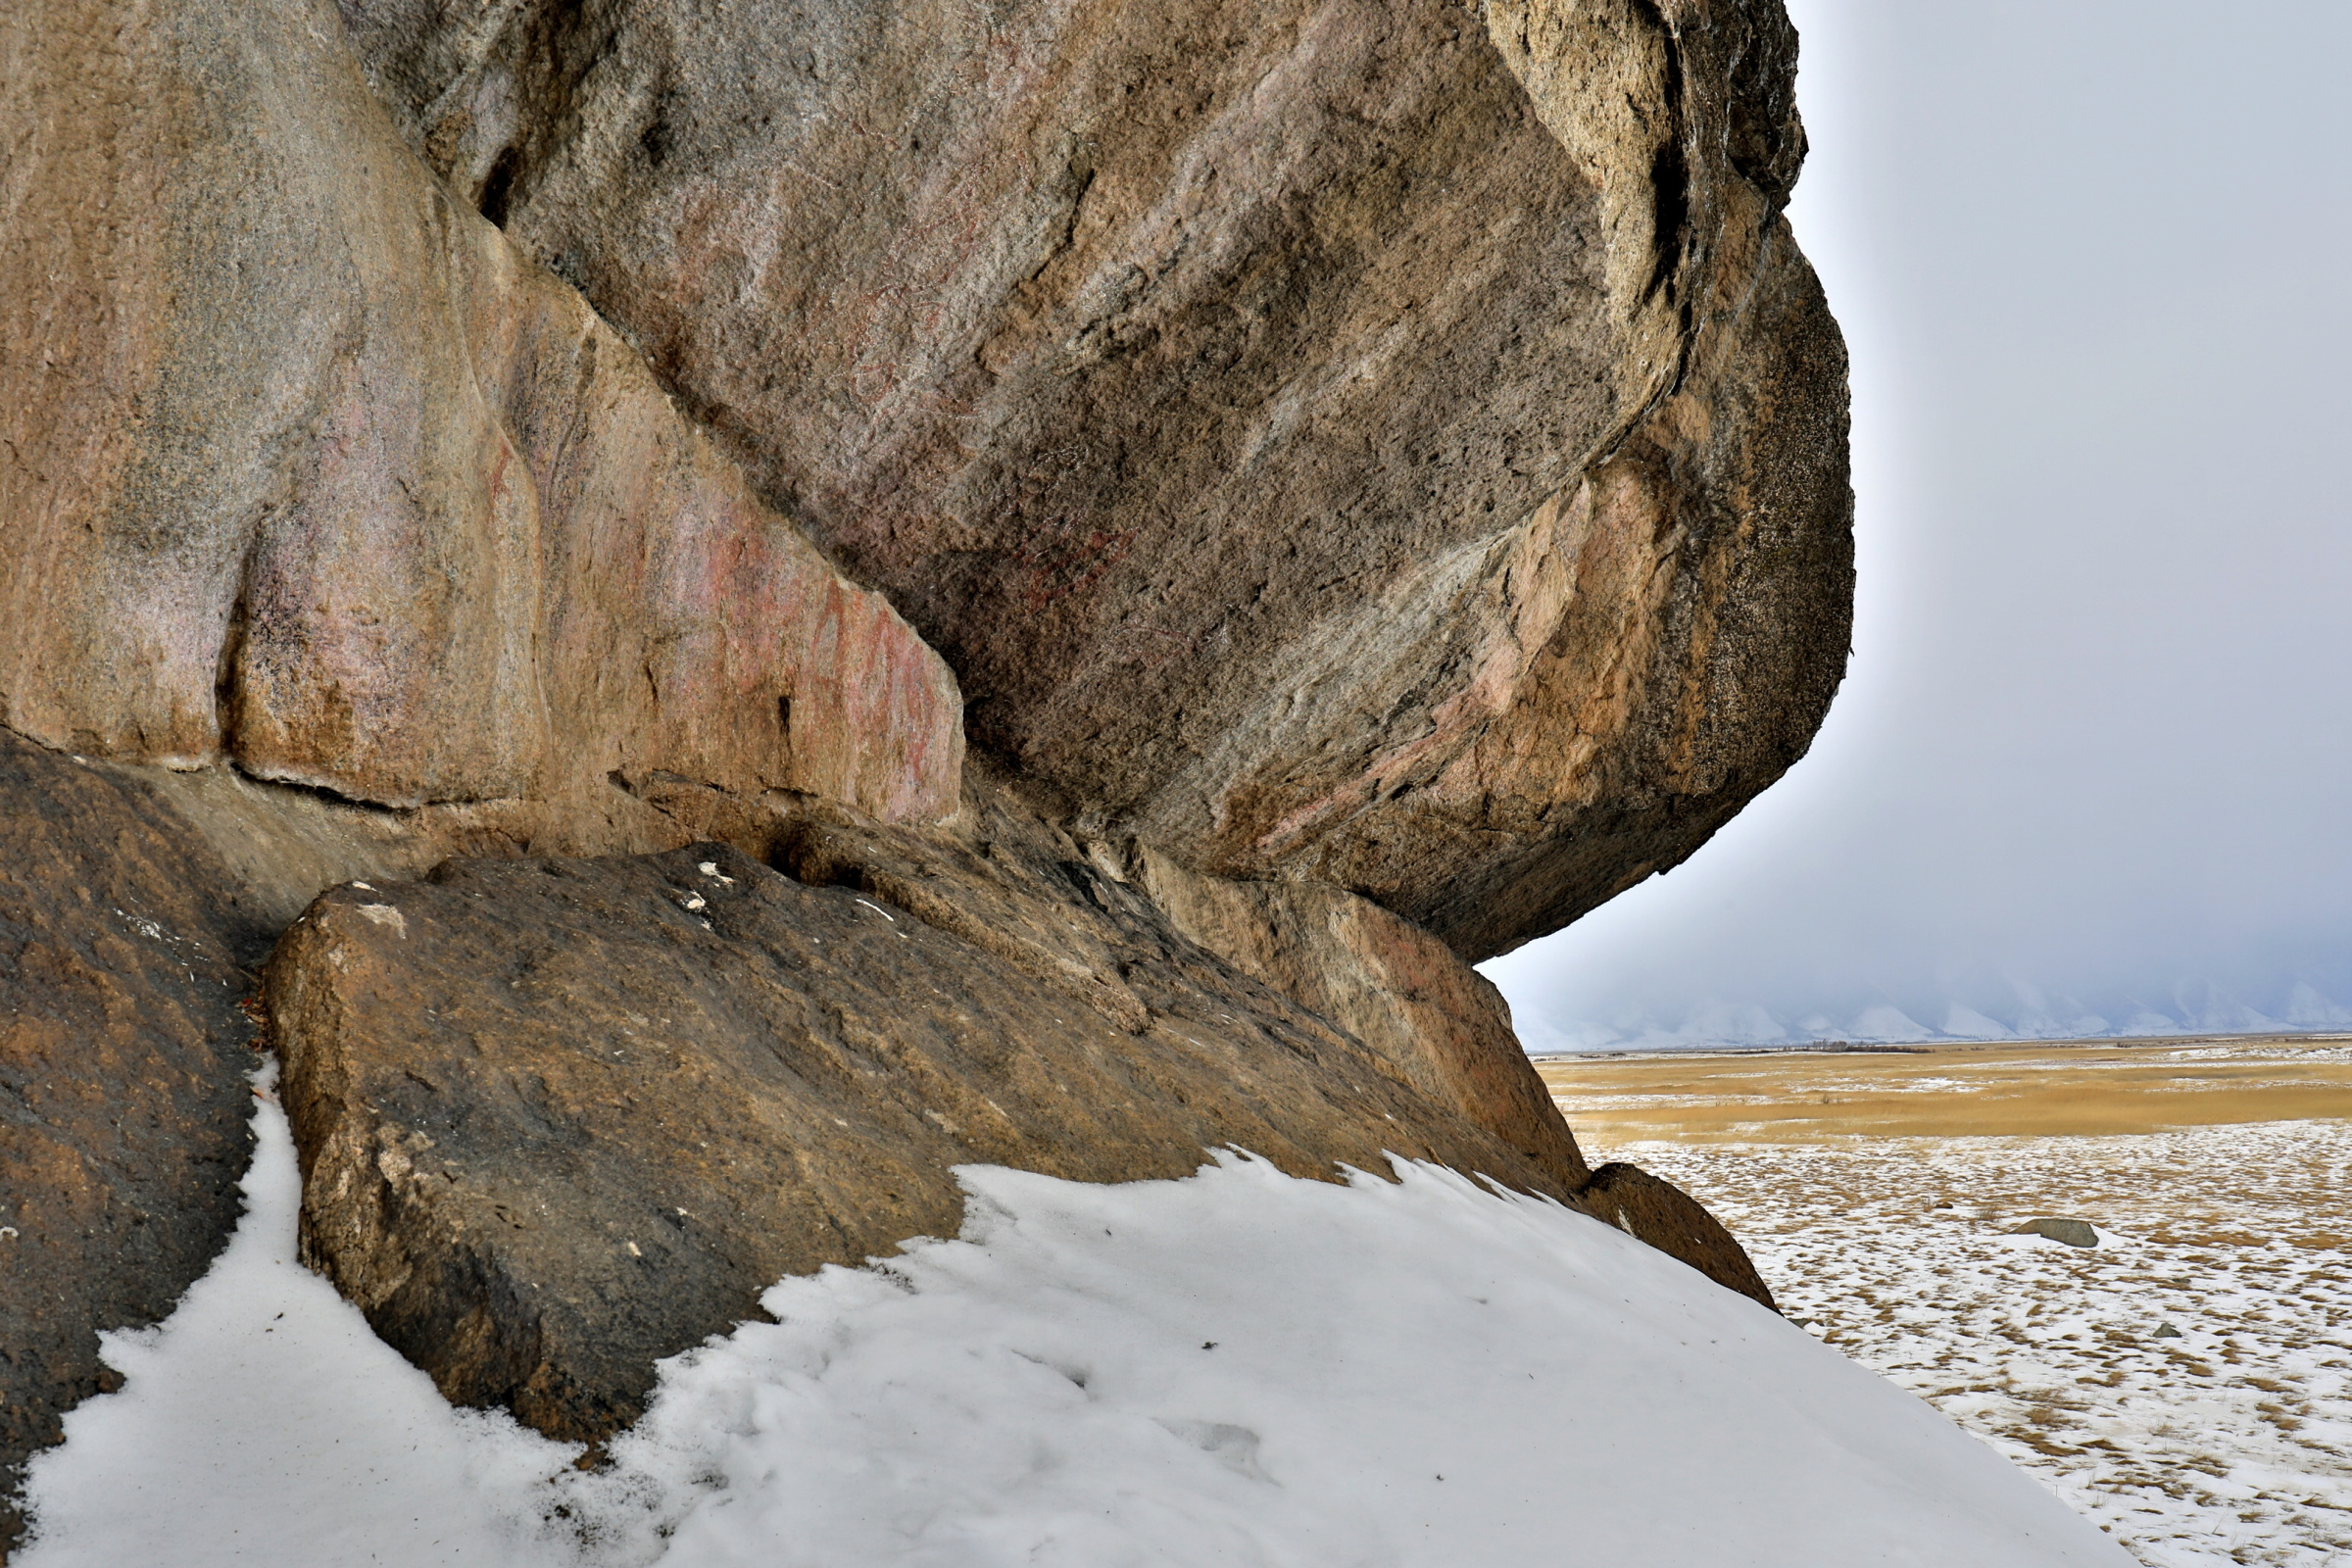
[264,842,1772,1443]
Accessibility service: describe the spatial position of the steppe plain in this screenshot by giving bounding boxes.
[1541,1036,2352,1566]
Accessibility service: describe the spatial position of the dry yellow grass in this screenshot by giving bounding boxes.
[1540,1033,2352,1565]
[1536,1033,2352,1143]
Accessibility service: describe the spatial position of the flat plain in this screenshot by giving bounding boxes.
[1541,1036,2352,1568]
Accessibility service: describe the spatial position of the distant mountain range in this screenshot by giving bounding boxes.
[1513,980,2352,1054]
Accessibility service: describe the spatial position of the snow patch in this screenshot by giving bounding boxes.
[354,904,407,938]
[18,1067,577,1568]
[1619,1123,2352,1566]
[22,1082,2132,1568]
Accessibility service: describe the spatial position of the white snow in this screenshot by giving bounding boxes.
[1609,1122,2352,1567]
[1941,1003,2015,1040]
[21,1077,2132,1568]
[1853,1003,1936,1041]
[17,1067,579,1567]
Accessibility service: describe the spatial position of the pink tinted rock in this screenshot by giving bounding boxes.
[0,0,960,835]
[339,0,1850,959]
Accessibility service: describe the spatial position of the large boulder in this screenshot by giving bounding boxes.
[263,833,1578,1442]
[266,781,1774,1442]
[0,0,1823,1513]
[6,0,1847,956]
[338,0,1852,957]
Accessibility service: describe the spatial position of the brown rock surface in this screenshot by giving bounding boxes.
[1,0,959,838]
[628,763,1592,1185]
[265,838,1595,1441]
[1253,207,1852,957]
[1579,1160,1778,1311]
[1,0,1818,1503]
[0,735,269,1552]
[1134,848,1588,1190]
[264,766,1775,1445]
[341,0,1851,958]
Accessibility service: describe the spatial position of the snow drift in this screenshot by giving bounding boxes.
[19,1077,2131,1568]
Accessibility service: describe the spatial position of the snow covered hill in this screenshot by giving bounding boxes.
[19,1077,2132,1567]
[1503,981,2352,1055]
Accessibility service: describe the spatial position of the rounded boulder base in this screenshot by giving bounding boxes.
[1577,1161,1780,1311]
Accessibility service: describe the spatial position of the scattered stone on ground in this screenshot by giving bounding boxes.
[2011,1218,2101,1248]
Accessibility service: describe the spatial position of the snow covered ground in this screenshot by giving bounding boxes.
[1606,1121,2352,1567]
[15,1069,2130,1567]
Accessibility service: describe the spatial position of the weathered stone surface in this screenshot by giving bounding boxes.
[777,776,1771,1309]
[1129,844,1770,1302]
[1,0,960,838]
[648,760,1592,1185]
[3,0,1818,1497]
[265,758,1777,1443]
[339,0,1851,959]
[1238,204,1852,958]
[123,764,480,933]
[1579,1160,1778,1311]
[1134,847,1588,1191]
[0,735,267,1552]
[265,840,1597,1441]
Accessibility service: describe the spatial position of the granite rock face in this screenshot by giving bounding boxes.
[0,736,270,1549]
[266,781,1775,1441]
[265,837,1596,1440]
[6,0,1848,955]
[1,0,1829,1513]
[342,0,1851,958]
[1134,848,1587,1192]
[2,0,960,843]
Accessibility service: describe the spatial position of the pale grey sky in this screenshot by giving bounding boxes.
[1486,0,2352,1050]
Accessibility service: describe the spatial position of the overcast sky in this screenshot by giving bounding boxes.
[1485,0,2352,1051]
